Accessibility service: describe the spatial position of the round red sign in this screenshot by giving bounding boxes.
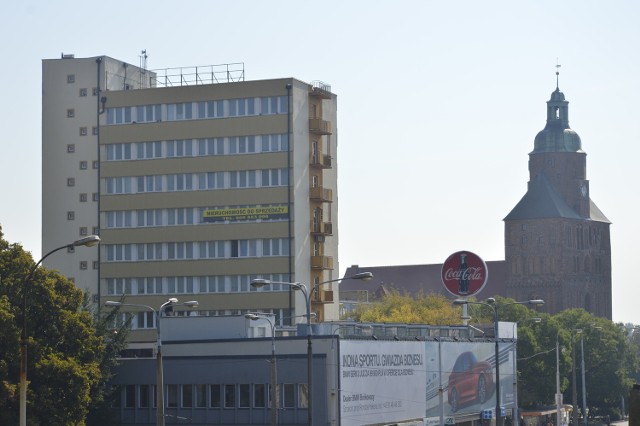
[441,251,488,297]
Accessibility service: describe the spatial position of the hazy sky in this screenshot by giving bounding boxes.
[1,1,638,324]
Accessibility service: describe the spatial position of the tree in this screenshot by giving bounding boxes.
[0,226,126,425]
[347,290,461,325]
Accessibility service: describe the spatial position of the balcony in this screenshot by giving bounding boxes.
[309,81,332,99]
[311,255,334,270]
[311,221,333,236]
[310,187,333,203]
[309,118,332,135]
[312,290,334,304]
[310,154,332,169]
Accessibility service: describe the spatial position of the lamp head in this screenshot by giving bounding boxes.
[452,299,468,306]
[351,272,373,281]
[485,297,496,304]
[73,235,101,247]
[245,313,260,321]
[528,299,545,306]
[183,301,199,307]
[251,278,270,288]
[167,298,178,304]
[104,300,121,307]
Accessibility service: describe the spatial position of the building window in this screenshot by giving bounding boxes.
[80,161,88,170]
[67,211,75,220]
[67,74,75,84]
[92,160,99,169]
[195,384,207,408]
[181,385,193,408]
[92,192,99,202]
[224,384,235,408]
[93,226,100,235]
[298,383,309,408]
[67,178,75,187]
[239,384,250,408]
[79,127,88,136]
[93,261,99,270]
[80,261,88,270]
[254,384,266,408]
[67,109,75,118]
[80,227,88,236]
[167,385,178,408]
[92,126,99,136]
[210,384,221,408]
[92,87,99,96]
[79,88,88,97]
[283,384,295,408]
[67,144,75,153]
[139,385,149,408]
[124,385,135,408]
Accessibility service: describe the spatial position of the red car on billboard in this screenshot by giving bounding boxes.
[447,351,494,412]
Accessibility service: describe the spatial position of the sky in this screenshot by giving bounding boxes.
[1,1,638,324]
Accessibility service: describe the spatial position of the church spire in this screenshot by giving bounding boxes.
[556,59,561,90]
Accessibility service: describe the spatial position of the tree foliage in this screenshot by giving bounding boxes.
[347,290,466,325]
[0,226,127,425]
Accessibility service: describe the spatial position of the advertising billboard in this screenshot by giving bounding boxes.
[425,340,515,420]
[202,205,288,222]
[339,340,426,426]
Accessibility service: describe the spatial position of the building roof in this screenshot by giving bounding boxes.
[504,173,611,223]
[504,173,582,220]
[342,261,507,301]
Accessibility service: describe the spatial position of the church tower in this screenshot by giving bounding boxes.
[504,73,612,319]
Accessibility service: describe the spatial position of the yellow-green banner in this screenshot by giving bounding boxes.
[203,205,288,222]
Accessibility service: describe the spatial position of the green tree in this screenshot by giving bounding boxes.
[348,290,461,325]
[0,226,125,425]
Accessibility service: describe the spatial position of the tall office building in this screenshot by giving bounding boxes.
[42,54,339,345]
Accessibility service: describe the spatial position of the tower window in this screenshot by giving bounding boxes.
[67,74,75,84]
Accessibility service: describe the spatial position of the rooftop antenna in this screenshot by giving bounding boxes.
[555,58,561,89]
[139,50,148,88]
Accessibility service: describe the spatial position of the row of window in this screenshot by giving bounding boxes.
[105,238,290,262]
[107,273,290,296]
[110,308,285,331]
[106,96,288,125]
[105,204,286,228]
[120,383,308,410]
[106,134,288,161]
[105,168,288,194]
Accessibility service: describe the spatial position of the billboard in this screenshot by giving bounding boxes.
[202,205,288,222]
[339,341,426,426]
[339,339,515,425]
[425,340,515,419]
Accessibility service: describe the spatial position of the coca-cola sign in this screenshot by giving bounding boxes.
[441,251,488,297]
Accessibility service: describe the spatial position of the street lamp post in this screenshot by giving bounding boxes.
[19,235,100,426]
[251,271,373,425]
[572,329,583,426]
[580,326,602,426]
[453,298,544,426]
[246,313,278,426]
[105,298,198,426]
[557,333,562,426]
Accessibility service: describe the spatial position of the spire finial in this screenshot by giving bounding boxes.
[555,59,561,89]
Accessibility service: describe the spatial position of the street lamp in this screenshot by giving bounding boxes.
[580,325,602,426]
[105,298,198,426]
[556,332,563,426]
[453,297,544,426]
[571,329,583,426]
[246,313,278,426]
[20,235,100,426]
[251,271,373,425]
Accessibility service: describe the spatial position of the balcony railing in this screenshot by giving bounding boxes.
[310,154,332,169]
[310,187,333,203]
[309,118,332,135]
[311,256,334,270]
[311,221,333,236]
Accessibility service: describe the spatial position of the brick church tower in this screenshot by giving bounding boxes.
[504,75,612,319]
